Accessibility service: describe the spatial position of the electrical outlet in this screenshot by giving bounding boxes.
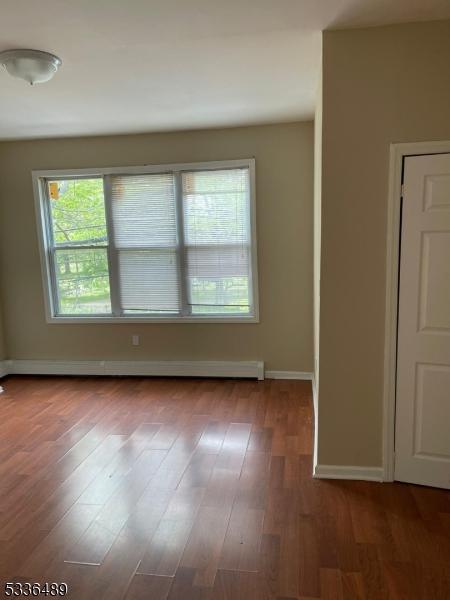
[132,334,140,346]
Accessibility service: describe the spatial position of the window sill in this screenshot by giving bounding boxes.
[46,315,259,324]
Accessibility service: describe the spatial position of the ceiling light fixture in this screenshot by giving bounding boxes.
[0,49,62,85]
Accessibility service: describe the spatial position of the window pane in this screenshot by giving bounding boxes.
[119,250,180,314]
[55,248,111,315]
[48,178,107,246]
[182,168,252,315]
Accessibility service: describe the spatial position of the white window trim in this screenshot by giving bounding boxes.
[32,158,260,324]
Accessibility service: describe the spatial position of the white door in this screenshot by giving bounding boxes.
[395,153,450,489]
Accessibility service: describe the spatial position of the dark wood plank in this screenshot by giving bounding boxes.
[0,375,448,600]
[125,574,172,600]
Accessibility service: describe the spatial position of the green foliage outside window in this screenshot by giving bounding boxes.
[49,178,111,314]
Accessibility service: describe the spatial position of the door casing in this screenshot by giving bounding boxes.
[383,140,450,481]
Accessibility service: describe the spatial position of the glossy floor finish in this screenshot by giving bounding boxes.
[0,376,449,600]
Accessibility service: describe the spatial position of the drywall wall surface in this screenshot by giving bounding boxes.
[0,122,314,371]
[314,54,322,396]
[0,296,5,360]
[319,19,450,466]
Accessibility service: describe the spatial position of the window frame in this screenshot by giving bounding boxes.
[32,159,259,324]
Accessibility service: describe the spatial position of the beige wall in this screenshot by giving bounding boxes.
[318,19,450,467]
[0,297,5,360]
[313,53,322,400]
[0,122,313,371]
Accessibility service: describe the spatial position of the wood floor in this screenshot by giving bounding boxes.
[0,376,449,600]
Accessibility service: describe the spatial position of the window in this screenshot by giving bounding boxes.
[33,159,258,322]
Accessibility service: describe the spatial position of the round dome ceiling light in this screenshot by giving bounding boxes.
[0,49,62,85]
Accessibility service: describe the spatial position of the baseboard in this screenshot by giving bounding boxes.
[0,362,314,381]
[313,464,384,482]
[3,361,314,382]
[5,359,265,380]
[0,361,7,379]
[265,370,313,380]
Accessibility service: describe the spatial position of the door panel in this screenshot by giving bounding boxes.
[395,153,450,489]
[414,364,450,458]
[419,232,450,330]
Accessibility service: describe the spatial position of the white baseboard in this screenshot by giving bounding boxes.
[5,359,265,380]
[313,464,384,482]
[3,361,315,384]
[265,370,313,380]
[0,361,7,379]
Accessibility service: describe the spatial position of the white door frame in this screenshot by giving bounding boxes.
[383,140,450,481]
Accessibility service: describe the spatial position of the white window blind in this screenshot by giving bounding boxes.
[110,173,180,314]
[182,168,252,315]
[35,159,258,322]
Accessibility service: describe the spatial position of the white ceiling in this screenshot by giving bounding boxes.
[1,0,450,140]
